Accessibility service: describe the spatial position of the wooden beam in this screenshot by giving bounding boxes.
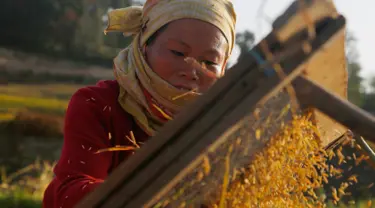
[293,76,375,144]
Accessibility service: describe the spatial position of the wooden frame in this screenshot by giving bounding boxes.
[76,1,375,207]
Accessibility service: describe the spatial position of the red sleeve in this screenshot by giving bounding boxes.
[43,87,114,208]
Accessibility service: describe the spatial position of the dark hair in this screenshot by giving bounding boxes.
[145,24,169,46]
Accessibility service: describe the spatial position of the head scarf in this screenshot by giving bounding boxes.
[106,0,237,136]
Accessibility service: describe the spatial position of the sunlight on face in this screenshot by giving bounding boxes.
[145,19,228,93]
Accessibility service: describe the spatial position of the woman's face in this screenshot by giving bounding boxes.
[145,19,228,93]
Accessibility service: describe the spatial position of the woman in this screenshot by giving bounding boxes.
[43,0,236,207]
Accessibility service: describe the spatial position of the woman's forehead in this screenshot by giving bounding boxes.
[157,19,228,52]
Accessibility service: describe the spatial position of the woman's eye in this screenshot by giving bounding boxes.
[202,60,217,66]
[170,50,184,57]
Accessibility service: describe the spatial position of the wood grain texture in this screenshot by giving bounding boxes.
[299,26,348,146]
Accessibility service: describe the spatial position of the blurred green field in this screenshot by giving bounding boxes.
[0,84,81,121]
[0,84,78,207]
[0,161,54,208]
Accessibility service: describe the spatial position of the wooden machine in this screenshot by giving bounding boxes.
[77,0,375,207]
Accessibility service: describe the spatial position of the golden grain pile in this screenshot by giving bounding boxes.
[209,114,366,208]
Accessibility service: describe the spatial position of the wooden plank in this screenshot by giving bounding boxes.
[293,76,375,143]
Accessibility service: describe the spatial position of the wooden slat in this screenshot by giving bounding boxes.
[294,76,375,143]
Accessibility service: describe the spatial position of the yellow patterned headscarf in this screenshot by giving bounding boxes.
[106,0,237,136]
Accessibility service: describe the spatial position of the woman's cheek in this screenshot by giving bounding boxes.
[200,64,224,92]
[154,52,177,79]
[198,73,216,92]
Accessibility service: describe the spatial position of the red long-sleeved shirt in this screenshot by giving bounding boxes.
[43,80,149,208]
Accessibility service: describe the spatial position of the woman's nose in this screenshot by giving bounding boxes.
[178,68,199,81]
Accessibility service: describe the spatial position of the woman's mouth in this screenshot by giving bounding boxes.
[174,85,197,91]
[178,87,192,91]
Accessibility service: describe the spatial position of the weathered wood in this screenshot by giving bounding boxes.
[294,76,375,144]
[273,0,339,42]
[297,22,348,147]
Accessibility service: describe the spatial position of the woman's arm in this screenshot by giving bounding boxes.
[43,87,114,208]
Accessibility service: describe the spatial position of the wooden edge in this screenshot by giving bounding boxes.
[273,0,339,42]
[273,0,314,29]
